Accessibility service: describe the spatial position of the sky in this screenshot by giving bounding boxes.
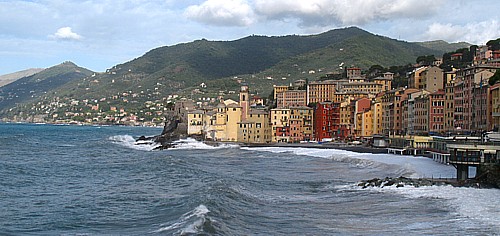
[1,0,499,75]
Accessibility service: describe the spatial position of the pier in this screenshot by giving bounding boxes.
[447,144,500,181]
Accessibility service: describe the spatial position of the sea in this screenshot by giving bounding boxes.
[1,123,499,235]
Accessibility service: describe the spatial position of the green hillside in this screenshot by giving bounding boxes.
[0,62,93,111]
[0,27,470,121]
[49,27,446,100]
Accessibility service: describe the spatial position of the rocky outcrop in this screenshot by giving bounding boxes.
[357,176,495,188]
[357,177,452,188]
[136,116,186,150]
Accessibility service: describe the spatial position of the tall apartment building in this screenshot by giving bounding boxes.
[490,83,500,130]
[381,88,419,135]
[429,90,446,134]
[420,66,444,92]
[314,102,339,141]
[454,66,497,131]
[276,90,307,108]
[289,106,314,142]
[270,108,290,143]
[307,80,336,104]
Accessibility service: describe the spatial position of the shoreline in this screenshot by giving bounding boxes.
[236,142,390,154]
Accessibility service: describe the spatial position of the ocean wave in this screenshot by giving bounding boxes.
[243,146,454,178]
[364,185,500,232]
[154,204,215,235]
[171,138,240,150]
[108,135,160,151]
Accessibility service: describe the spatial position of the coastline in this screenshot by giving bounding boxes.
[236,142,389,154]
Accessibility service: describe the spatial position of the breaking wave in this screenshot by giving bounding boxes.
[154,204,215,235]
[108,135,160,151]
[171,138,240,150]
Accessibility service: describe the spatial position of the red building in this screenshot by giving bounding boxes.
[314,102,340,141]
[429,90,445,134]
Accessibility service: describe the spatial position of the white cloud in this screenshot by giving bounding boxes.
[51,27,82,40]
[184,0,255,27]
[253,0,445,27]
[421,20,500,45]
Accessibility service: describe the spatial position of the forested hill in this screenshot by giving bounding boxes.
[0,62,93,111]
[1,27,468,118]
[54,27,447,99]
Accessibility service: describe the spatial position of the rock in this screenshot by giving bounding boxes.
[137,115,185,150]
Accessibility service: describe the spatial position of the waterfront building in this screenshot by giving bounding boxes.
[339,101,352,139]
[289,106,314,142]
[381,88,419,136]
[490,83,500,130]
[271,108,290,143]
[237,109,272,144]
[371,98,383,135]
[187,109,205,135]
[454,66,497,131]
[429,90,446,134]
[444,77,455,132]
[314,102,339,141]
[351,98,371,139]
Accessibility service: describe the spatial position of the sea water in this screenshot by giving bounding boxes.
[0,123,498,235]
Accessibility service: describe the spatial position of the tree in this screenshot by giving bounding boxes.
[488,69,500,86]
[486,38,500,51]
[416,55,436,66]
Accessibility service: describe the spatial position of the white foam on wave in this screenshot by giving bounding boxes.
[369,185,500,232]
[172,138,239,150]
[108,135,160,151]
[243,146,455,178]
[154,204,211,234]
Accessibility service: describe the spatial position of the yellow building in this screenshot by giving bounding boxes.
[187,101,242,142]
[273,85,289,100]
[225,103,241,141]
[372,72,393,92]
[339,101,351,136]
[237,109,272,143]
[307,80,336,104]
[270,108,290,142]
[342,82,383,94]
[187,110,205,135]
[408,66,427,89]
[371,100,383,135]
[355,110,373,138]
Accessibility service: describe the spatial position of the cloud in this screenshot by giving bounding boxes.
[51,27,82,40]
[184,0,447,29]
[421,20,500,44]
[253,0,445,27]
[184,0,255,27]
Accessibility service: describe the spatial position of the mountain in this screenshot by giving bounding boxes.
[0,62,93,111]
[0,27,471,121]
[0,68,44,87]
[48,27,449,99]
[416,40,472,54]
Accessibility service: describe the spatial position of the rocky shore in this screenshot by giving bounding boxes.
[357,176,490,188]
